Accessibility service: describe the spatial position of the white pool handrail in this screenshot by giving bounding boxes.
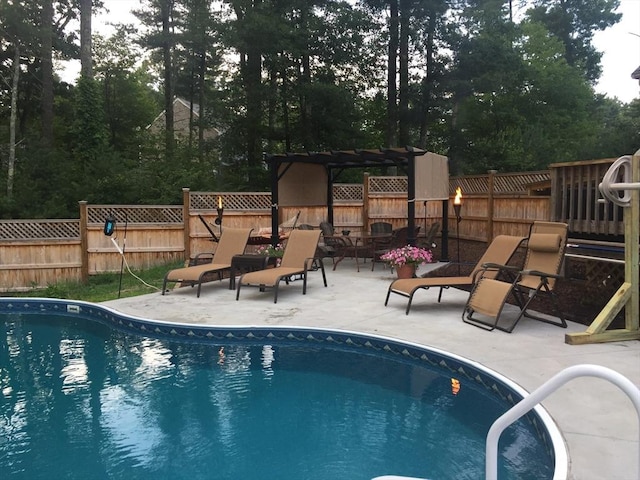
[598,154,640,207]
[486,364,640,480]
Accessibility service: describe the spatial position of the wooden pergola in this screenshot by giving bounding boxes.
[264,147,451,260]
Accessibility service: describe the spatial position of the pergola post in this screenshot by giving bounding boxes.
[407,151,416,245]
[270,158,280,247]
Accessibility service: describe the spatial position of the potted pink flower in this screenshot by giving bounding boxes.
[380,245,433,278]
[256,243,285,258]
[256,243,285,266]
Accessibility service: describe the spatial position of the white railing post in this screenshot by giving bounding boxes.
[486,364,640,480]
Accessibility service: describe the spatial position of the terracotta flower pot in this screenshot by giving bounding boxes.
[395,264,416,279]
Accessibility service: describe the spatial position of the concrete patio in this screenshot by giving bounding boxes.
[103,259,640,480]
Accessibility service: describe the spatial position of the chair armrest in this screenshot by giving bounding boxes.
[474,263,520,283]
[481,262,519,271]
[190,252,214,266]
[323,235,351,246]
[520,269,563,280]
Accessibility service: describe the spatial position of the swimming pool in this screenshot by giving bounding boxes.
[0,299,563,479]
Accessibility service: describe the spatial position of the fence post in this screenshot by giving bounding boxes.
[79,201,89,283]
[182,188,191,261]
[362,172,370,232]
[487,170,497,242]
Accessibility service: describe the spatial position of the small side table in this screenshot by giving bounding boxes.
[229,254,271,290]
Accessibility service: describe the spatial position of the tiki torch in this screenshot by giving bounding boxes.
[454,187,463,273]
[215,196,224,226]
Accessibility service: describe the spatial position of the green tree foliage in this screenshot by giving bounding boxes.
[0,0,637,219]
[527,0,621,82]
[586,97,640,158]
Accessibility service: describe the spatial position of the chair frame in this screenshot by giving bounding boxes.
[419,221,440,249]
[462,222,569,333]
[236,229,327,303]
[319,221,370,271]
[384,235,526,314]
[162,227,253,297]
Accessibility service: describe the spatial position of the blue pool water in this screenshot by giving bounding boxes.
[0,303,556,480]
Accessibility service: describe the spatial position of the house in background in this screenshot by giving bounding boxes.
[147,97,220,140]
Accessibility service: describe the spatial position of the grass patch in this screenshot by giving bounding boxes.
[4,261,184,303]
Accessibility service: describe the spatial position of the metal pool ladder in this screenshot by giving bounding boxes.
[486,364,640,480]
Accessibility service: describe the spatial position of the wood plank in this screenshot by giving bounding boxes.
[565,329,640,345]
[0,263,83,270]
[586,282,632,334]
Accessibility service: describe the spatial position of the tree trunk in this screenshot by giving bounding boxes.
[189,67,195,149]
[281,65,291,151]
[8,45,20,201]
[386,0,398,147]
[80,0,93,78]
[41,0,54,147]
[299,4,312,149]
[418,12,435,148]
[398,0,410,146]
[161,0,175,156]
[198,50,206,159]
[245,44,262,183]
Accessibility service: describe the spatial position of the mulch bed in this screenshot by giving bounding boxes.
[427,238,626,328]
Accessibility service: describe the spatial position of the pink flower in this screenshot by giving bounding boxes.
[380,245,433,269]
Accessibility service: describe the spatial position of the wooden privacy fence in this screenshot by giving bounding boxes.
[1,160,624,292]
[0,219,82,291]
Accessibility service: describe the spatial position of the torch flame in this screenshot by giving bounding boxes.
[454,187,463,205]
[218,196,222,209]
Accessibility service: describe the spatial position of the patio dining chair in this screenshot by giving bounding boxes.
[318,221,370,271]
[162,227,253,297]
[370,222,393,236]
[384,234,526,314]
[371,225,421,271]
[462,221,569,333]
[418,221,440,249]
[236,229,327,303]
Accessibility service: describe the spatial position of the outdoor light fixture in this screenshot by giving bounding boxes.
[103,216,116,236]
[215,196,224,225]
[102,212,128,299]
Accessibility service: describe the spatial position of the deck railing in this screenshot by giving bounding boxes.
[550,158,624,236]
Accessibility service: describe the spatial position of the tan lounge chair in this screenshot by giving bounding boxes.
[162,227,252,297]
[463,221,569,332]
[384,234,526,314]
[236,229,327,303]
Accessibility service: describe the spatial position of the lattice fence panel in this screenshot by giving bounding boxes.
[87,206,183,224]
[585,261,625,294]
[450,171,550,195]
[369,177,408,193]
[333,184,363,201]
[493,172,549,193]
[190,192,272,211]
[0,220,80,240]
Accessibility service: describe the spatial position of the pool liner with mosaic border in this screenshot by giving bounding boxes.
[0,297,565,477]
